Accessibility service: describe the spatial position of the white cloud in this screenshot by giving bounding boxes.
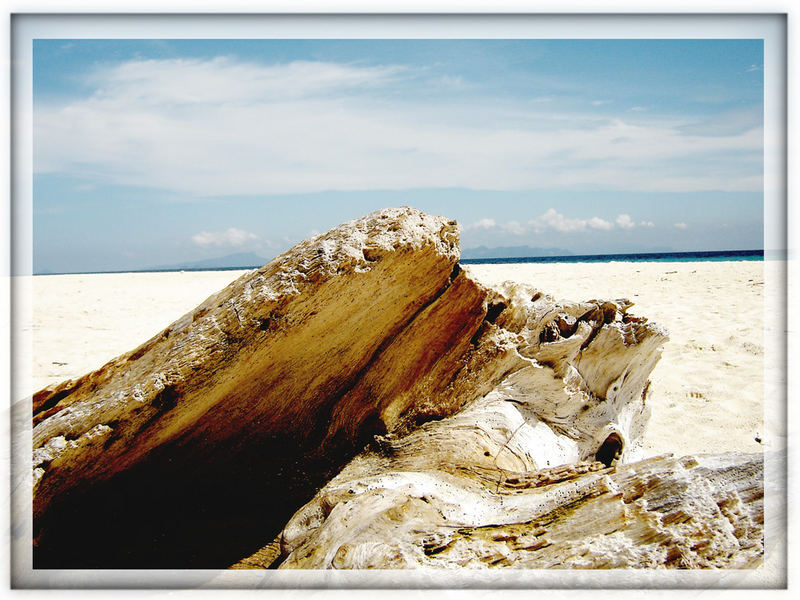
[615,214,636,230]
[629,106,647,112]
[86,57,405,105]
[591,100,612,106]
[467,218,497,230]
[462,209,663,239]
[530,208,614,234]
[502,220,526,235]
[674,222,688,230]
[34,57,764,196]
[587,217,614,231]
[192,227,259,247]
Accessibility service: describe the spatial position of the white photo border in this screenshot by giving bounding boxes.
[4,6,792,594]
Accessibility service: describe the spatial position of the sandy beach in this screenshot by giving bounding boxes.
[465,260,770,458]
[29,260,770,459]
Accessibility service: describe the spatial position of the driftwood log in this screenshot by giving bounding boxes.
[30,207,763,569]
[245,449,762,569]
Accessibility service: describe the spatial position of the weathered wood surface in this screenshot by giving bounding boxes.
[258,450,762,569]
[30,206,761,571]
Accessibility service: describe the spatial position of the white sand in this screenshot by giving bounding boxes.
[30,270,248,395]
[29,260,771,458]
[464,261,768,458]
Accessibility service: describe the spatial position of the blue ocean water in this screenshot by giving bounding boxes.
[460,249,764,266]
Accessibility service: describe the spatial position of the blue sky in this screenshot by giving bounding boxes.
[33,39,764,273]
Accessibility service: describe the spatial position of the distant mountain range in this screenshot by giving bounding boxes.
[154,248,576,271]
[461,245,574,260]
[152,252,269,271]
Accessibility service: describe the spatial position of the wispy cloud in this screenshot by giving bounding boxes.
[85,57,406,105]
[192,227,259,247]
[439,75,464,87]
[674,222,688,230]
[34,57,764,197]
[677,106,763,137]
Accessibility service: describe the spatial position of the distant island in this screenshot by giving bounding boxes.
[150,252,269,272]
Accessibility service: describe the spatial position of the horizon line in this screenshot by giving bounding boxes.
[32,248,769,277]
